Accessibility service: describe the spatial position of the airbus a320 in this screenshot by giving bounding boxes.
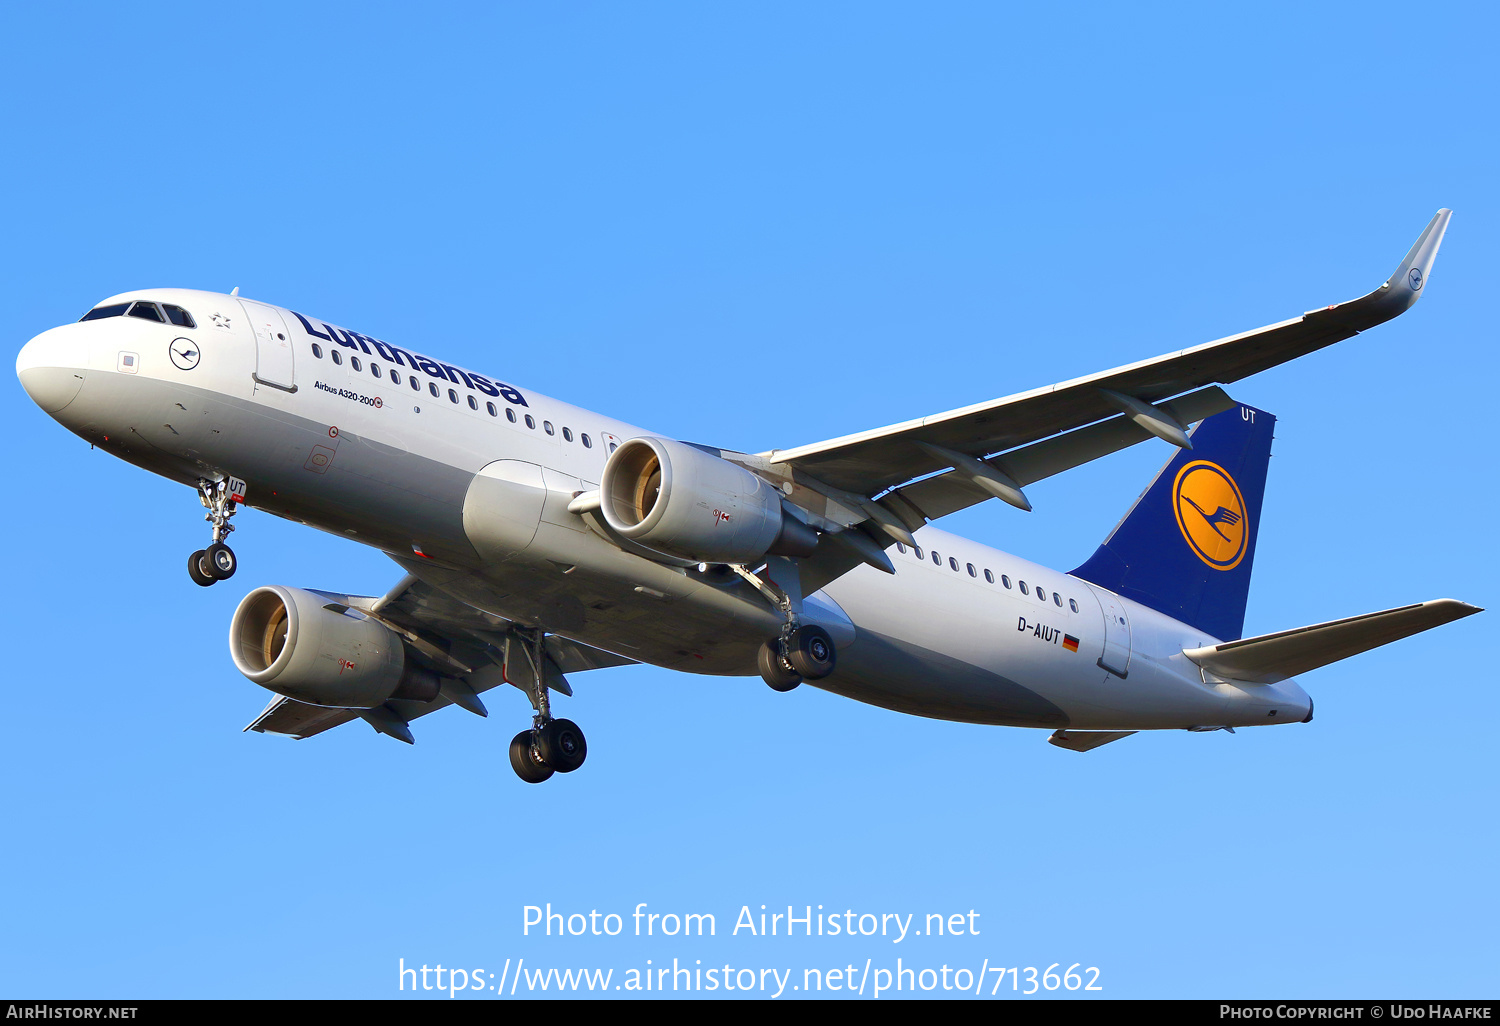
[17,210,1478,779]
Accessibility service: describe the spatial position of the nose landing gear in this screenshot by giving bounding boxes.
[186,478,241,587]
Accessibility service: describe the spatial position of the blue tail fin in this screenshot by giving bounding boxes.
[1070,403,1275,641]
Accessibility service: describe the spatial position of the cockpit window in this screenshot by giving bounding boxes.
[80,303,129,322]
[127,302,165,323]
[162,304,196,328]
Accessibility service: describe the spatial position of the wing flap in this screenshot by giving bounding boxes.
[895,385,1235,521]
[1183,598,1481,684]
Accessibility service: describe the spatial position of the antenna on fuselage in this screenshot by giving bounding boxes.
[230,286,239,296]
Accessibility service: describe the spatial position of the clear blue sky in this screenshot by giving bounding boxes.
[2,1,1494,999]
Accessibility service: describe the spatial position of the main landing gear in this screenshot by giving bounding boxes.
[731,558,839,693]
[757,624,836,692]
[187,478,239,587]
[507,626,588,784]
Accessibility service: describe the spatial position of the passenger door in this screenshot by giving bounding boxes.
[239,299,295,391]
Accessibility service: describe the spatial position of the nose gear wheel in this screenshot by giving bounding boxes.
[187,550,216,588]
[186,478,240,587]
[205,542,237,580]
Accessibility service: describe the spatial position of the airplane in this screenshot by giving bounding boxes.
[15,210,1481,781]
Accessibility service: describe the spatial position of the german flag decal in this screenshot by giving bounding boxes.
[1063,634,1080,653]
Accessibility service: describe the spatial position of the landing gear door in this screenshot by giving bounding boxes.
[1084,583,1132,679]
[239,299,296,392]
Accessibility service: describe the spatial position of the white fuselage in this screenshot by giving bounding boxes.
[16,288,1312,733]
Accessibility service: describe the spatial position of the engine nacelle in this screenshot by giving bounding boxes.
[599,437,817,564]
[229,585,441,709]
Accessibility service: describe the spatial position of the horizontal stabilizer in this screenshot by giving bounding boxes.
[1049,729,1138,752]
[1184,599,1481,684]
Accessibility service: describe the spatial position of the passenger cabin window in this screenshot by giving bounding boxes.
[967,563,977,577]
[563,427,573,442]
[410,376,421,390]
[351,357,362,372]
[582,434,592,448]
[544,421,555,435]
[931,551,941,565]
[486,402,497,417]
[913,546,923,559]
[429,383,439,397]
[525,415,536,429]
[984,569,994,583]
[896,543,907,554]
[1019,581,1029,595]
[80,303,130,321]
[371,363,381,377]
[1069,598,1079,613]
[1054,593,1063,607]
[128,301,164,323]
[948,557,959,571]
[311,344,324,359]
[448,389,459,404]
[467,395,477,410]
[332,351,343,365]
[162,304,195,327]
[506,409,517,423]
[1002,575,1012,589]
[1036,587,1047,602]
[391,369,401,383]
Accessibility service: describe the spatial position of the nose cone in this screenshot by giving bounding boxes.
[17,327,86,413]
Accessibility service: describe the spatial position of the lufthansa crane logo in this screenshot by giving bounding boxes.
[168,338,200,371]
[1172,460,1248,571]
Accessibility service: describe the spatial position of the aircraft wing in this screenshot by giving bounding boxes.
[243,574,637,742]
[767,210,1450,519]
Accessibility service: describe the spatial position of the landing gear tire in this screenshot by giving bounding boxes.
[205,542,237,581]
[187,549,216,587]
[535,719,587,773]
[786,625,836,680]
[758,639,802,692]
[509,730,555,784]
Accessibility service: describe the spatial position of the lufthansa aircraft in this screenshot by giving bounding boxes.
[16,211,1480,780]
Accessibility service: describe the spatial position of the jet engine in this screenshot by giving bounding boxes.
[599,437,817,564]
[229,585,442,708]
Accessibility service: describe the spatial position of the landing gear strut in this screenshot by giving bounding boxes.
[187,479,240,587]
[507,626,588,784]
[732,559,838,693]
